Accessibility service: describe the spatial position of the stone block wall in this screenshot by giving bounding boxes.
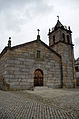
[0,40,62,90]
[0,52,10,90]
[51,42,76,88]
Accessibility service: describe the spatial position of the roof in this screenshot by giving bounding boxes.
[39,40,61,57]
[0,39,61,58]
[48,20,72,35]
[0,47,9,58]
[55,20,63,28]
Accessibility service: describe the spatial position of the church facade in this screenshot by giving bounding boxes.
[0,20,76,90]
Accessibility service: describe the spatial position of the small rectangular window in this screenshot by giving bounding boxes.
[62,33,65,41]
[37,51,40,58]
[53,35,55,43]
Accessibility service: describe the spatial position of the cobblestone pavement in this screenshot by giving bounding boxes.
[0,89,79,119]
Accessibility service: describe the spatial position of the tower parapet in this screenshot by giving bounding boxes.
[48,20,73,46]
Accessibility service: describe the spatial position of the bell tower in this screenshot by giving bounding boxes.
[48,18,76,88]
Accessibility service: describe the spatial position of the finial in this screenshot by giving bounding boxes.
[37,29,40,35]
[57,16,59,21]
[68,26,71,31]
[49,28,50,33]
[37,29,40,40]
[9,37,11,40]
[8,37,11,48]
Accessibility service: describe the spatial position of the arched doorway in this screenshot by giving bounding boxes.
[34,69,43,86]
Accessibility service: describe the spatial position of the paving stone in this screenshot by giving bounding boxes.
[0,89,79,119]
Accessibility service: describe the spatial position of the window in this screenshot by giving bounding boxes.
[62,33,65,42]
[53,35,55,43]
[75,66,79,72]
[67,35,70,43]
[37,51,40,58]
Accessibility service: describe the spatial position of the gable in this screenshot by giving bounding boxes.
[11,40,60,57]
[0,39,61,62]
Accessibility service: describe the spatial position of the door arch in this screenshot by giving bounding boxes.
[34,69,43,86]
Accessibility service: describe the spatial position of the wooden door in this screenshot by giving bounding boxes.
[34,69,43,86]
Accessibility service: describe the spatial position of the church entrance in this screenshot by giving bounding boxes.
[34,69,43,86]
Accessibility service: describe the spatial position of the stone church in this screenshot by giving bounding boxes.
[0,19,76,90]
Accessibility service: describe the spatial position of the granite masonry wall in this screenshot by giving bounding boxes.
[0,52,10,90]
[51,42,76,88]
[0,40,62,90]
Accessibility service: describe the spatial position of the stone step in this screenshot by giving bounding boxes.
[34,86,51,91]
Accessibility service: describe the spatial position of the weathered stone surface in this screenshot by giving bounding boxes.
[51,42,75,88]
[49,20,76,88]
[0,40,61,90]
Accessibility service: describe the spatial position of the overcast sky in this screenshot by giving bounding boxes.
[0,0,79,59]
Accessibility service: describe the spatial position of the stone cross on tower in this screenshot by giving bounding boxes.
[57,16,59,20]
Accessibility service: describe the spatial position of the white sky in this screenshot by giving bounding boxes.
[0,0,79,59]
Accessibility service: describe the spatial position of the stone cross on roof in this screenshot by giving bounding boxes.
[8,37,11,48]
[37,29,40,35]
[37,29,40,40]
